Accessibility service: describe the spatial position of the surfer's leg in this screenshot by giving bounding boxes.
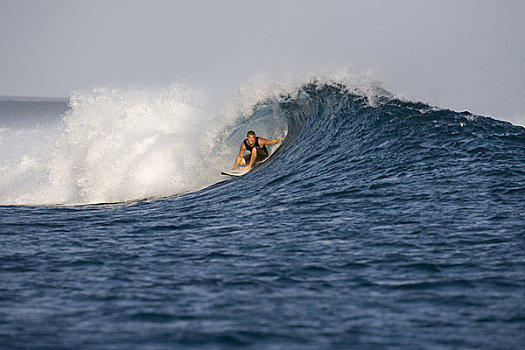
[249,149,257,165]
[256,150,269,162]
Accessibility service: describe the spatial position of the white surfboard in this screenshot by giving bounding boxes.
[221,154,271,177]
[221,169,248,177]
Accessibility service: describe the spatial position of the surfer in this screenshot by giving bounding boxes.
[232,130,283,171]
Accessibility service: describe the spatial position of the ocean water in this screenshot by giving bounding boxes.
[1,82,524,349]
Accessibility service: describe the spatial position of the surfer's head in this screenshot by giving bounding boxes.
[246,130,256,146]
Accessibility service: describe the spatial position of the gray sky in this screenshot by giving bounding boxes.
[1,0,524,124]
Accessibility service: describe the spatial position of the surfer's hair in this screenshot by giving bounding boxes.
[247,130,256,137]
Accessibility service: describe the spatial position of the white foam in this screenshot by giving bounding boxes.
[0,72,376,206]
[0,84,230,205]
[0,78,296,205]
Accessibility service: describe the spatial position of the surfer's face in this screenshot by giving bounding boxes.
[247,134,255,146]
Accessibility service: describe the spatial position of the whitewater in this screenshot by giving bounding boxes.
[1,76,524,349]
[0,81,287,205]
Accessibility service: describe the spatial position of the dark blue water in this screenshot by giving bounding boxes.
[1,83,525,349]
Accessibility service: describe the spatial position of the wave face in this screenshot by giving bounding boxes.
[1,82,525,349]
[254,82,525,219]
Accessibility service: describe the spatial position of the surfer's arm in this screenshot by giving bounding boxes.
[259,137,283,146]
[232,144,246,170]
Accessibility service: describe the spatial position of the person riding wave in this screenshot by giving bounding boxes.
[232,130,283,171]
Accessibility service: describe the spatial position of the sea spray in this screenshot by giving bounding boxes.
[0,85,221,204]
[0,82,288,205]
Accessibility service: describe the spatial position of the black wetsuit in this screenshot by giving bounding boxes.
[243,137,269,164]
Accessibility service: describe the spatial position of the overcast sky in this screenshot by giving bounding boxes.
[1,0,524,124]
